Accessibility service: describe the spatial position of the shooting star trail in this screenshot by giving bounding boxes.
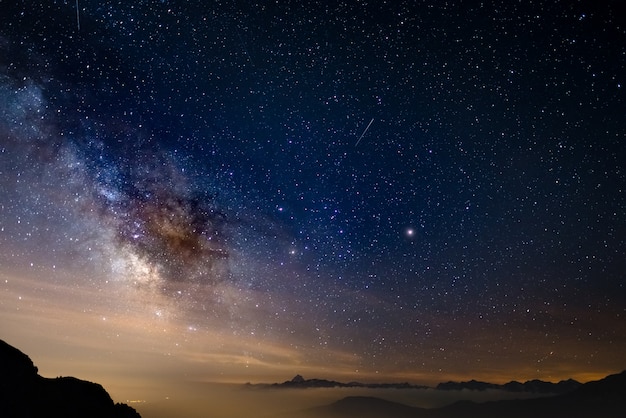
[76,0,80,31]
[355,118,374,146]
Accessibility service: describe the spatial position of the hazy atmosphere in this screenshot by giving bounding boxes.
[1,1,624,417]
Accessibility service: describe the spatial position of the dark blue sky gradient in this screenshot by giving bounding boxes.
[1,0,625,387]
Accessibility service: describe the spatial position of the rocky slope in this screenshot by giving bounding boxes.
[0,339,140,418]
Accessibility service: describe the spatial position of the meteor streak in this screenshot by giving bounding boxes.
[355,118,374,146]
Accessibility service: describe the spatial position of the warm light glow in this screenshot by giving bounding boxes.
[1,1,624,417]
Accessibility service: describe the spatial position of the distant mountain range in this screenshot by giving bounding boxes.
[250,373,581,394]
[435,377,581,394]
[248,374,429,390]
[272,371,626,418]
[0,339,140,418]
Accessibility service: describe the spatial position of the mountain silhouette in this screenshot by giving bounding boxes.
[255,374,580,394]
[436,377,581,394]
[305,396,426,418]
[0,339,141,418]
[278,371,626,418]
[249,375,429,390]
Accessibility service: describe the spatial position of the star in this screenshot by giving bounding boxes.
[0,1,624,416]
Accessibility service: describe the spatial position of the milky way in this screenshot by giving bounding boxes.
[1,0,625,400]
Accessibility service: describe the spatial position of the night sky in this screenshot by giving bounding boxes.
[1,0,625,412]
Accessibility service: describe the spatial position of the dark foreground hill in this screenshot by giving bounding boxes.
[287,371,626,418]
[0,339,140,418]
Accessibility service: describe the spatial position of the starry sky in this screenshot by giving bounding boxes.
[1,0,625,412]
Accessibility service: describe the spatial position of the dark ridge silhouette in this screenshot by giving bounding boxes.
[437,377,581,394]
[247,374,429,390]
[435,371,626,418]
[0,339,141,418]
[307,396,426,418]
[276,371,626,418]
[253,374,578,394]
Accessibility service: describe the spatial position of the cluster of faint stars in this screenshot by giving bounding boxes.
[0,0,624,381]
